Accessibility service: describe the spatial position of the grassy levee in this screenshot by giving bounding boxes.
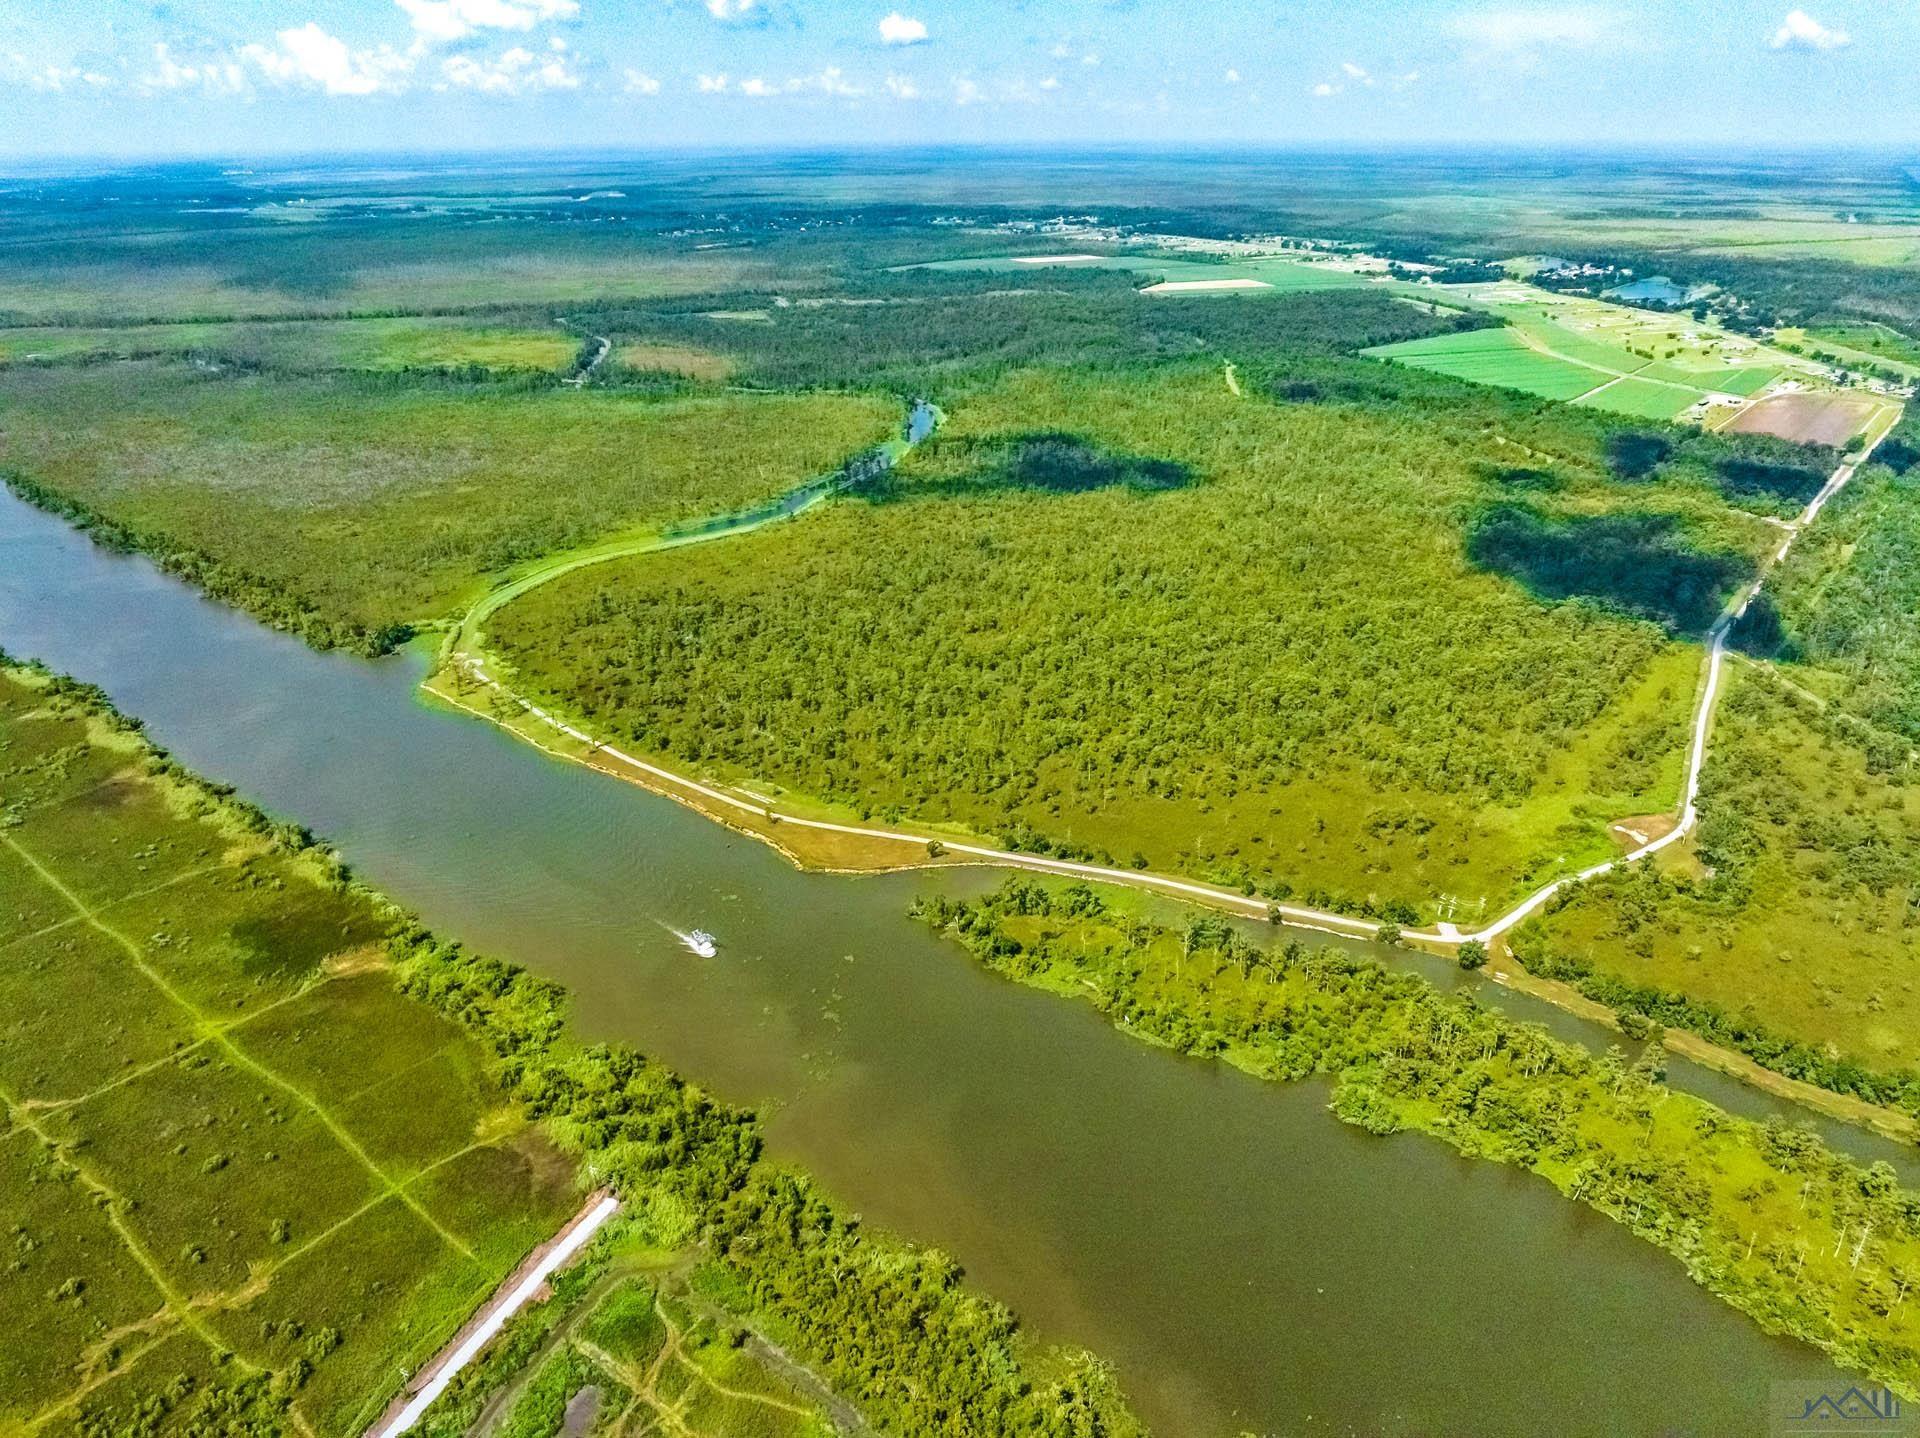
[485,360,1780,924]
[914,878,1920,1399]
[0,657,1143,1437]
[0,361,897,653]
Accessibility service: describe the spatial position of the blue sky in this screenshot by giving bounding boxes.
[0,1,1910,157]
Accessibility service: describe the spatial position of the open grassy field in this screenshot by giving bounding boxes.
[0,361,896,647]
[0,218,787,326]
[485,360,1787,921]
[1780,322,1920,382]
[1511,662,1920,1098]
[0,318,580,375]
[0,663,577,1437]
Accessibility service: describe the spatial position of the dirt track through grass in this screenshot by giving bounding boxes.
[1,832,476,1263]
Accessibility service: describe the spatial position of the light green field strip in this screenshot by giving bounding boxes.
[1364,327,1600,401]
[1575,377,1701,420]
[0,832,475,1263]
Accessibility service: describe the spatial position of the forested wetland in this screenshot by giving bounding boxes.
[4,152,1920,1434]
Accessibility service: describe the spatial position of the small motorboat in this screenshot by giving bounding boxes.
[683,928,718,958]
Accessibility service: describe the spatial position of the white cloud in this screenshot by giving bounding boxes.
[885,72,919,98]
[241,25,416,95]
[1450,8,1611,52]
[1769,9,1850,49]
[1222,67,1241,83]
[28,64,114,92]
[1311,61,1378,96]
[440,43,578,92]
[734,67,866,99]
[1081,52,1101,66]
[953,75,983,104]
[697,72,730,91]
[799,65,861,95]
[705,0,760,18]
[879,12,928,45]
[141,43,250,95]
[1040,74,1061,90]
[625,68,661,93]
[395,0,578,42]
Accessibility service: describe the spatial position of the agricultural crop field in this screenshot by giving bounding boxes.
[1365,280,1862,432]
[1363,327,1600,402]
[1724,391,1890,446]
[0,664,576,1436]
[486,359,1791,920]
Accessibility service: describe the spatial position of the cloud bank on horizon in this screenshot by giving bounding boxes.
[0,0,1904,156]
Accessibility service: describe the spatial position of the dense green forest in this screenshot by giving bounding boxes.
[1513,665,1920,1098]
[585,278,1490,390]
[489,358,1777,915]
[914,878,1920,1396]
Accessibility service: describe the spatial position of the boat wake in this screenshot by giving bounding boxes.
[660,922,718,958]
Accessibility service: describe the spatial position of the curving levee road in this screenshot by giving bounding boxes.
[439,410,1895,957]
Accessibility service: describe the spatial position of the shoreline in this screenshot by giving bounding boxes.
[424,655,1920,1148]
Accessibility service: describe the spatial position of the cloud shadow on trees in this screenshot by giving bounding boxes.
[861,432,1196,503]
[1466,503,1754,634]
